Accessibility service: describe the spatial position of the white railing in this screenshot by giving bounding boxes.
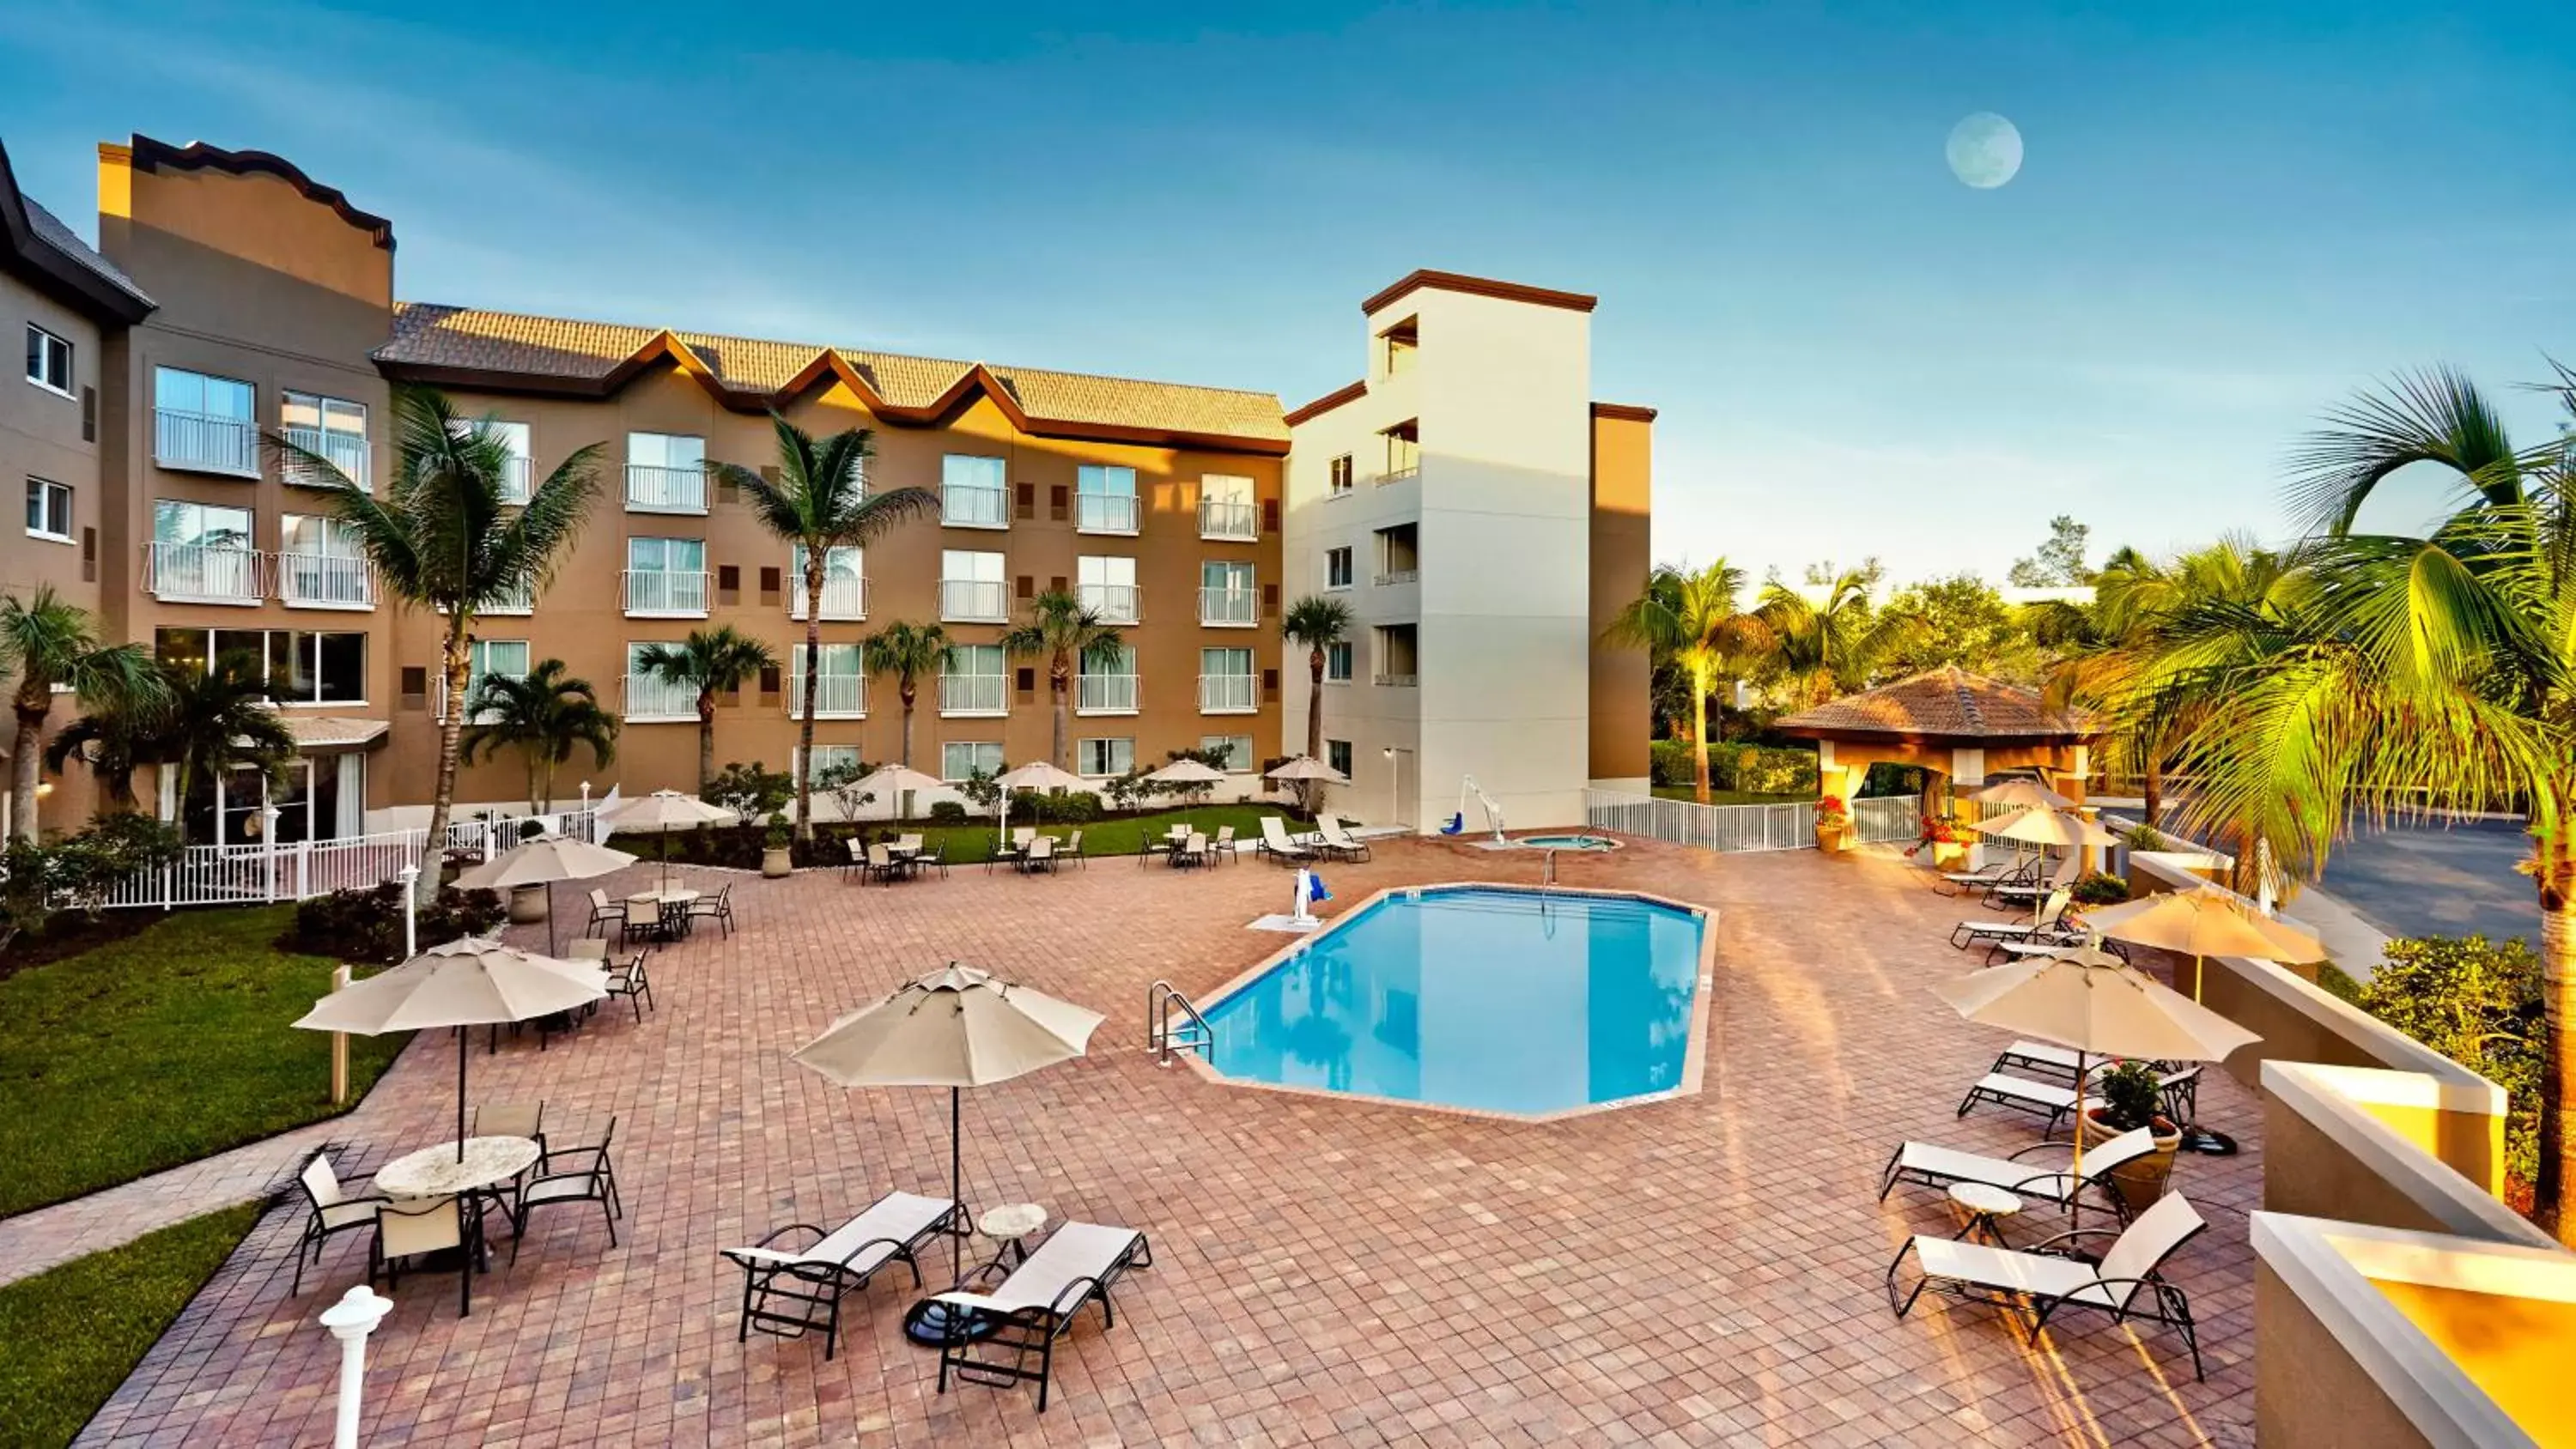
[1580,790,1923,853]
[93,809,603,911]
[1375,569,1419,586]
[1851,795,1925,844]
[283,426,369,489]
[940,674,1006,714]
[145,543,266,604]
[499,455,533,504]
[1199,586,1256,626]
[941,579,1007,621]
[788,573,867,621]
[1078,674,1139,712]
[1199,497,1257,540]
[155,408,258,476]
[785,672,866,718]
[622,672,700,720]
[1199,673,1257,713]
[1376,465,1419,487]
[1078,583,1139,623]
[625,464,706,513]
[943,482,1008,527]
[278,553,374,609]
[434,675,520,724]
[1373,673,1418,688]
[623,569,709,616]
[1077,494,1139,533]
[481,577,536,615]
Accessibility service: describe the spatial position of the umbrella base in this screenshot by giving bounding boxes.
[2178,1126,2239,1155]
[902,1296,999,1348]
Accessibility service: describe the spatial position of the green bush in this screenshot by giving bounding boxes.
[1731,744,1819,795]
[1051,791,1103,824]
[2346,935,2541,1192]
[283,882,505,963]
[1649,738,1698,788]
[927,800,968,824]
[2069,871,2130,906]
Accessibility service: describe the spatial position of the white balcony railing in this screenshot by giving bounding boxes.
[283,427,369,490]
[1078,583,1139,623]
[499,455,533,505]
[277,553,374,609]
[788,573,868,621]
[1199,497,1257,540]
[1375,569,1419,586]
[1199,586,1257,626]
[941,579,1008,621]
[1199,673,1258,713]
[1374,673,1419,688]
[943,482,1008,528]
[145,543,266,604]
[1078,673,1139,713]
[155,409,259,476]
[434,676,520,724]
[622,673,700,721]
[1076,493,1139,534]
[623,569,710,616]
[480,577,536,615]
[1377,464,1420,487]
[784,672,866,718]
[939,674,1007,715]
[625,464,707,513]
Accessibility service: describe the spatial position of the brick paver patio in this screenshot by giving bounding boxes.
[77,837,2258,1446]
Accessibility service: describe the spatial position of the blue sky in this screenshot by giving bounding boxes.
[8,1,2573,584]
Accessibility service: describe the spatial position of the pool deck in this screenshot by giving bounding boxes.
[80,835,2258,1446]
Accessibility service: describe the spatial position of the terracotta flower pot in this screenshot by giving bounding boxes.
[2080,1108,2183,1214]
[761,846,793,878]
[507,883,549,924]
[1929,840,1968,868]
[1815,820,1850,853]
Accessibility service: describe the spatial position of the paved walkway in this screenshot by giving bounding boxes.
[0,1119,352,1291]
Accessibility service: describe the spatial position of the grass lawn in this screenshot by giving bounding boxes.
[1649,785,1811,806]
[0,906,405,1219]
[914,803,1290,865]
[0,1203,260,1449]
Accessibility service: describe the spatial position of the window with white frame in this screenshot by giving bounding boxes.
[940,549,1007,621]
[626,537,708,615]
[1200,646,1255,712]
[942,740,1004,782]
[24,478,71,542]
[626,432,706,512]
[24,325,71,396]
[789,544,866,619]
[1200,560,1255,625]
[1075,464,1138,532]
[1078,643,1137,713]
[149,499,259,602]
[1327,455,1353,496]
[1325,640,1353,683]
[462,639,529,718]
[281,391,369,483]
[152,498,253,548]
[788,640,866,716]
[1324,547,1352,589]
[624,640,696,718]
[940,642,1006,714]
[794,743,863,779]
[153,367,258,474]
[1327,739,1353,778]
[1200,473,1255,539]
[278,514,372,607]
[941,453,1008,527]
[1078,737,1133,777]
[452,417,533,501]
[1199,735,1253,772]
[1076,555,1138,621]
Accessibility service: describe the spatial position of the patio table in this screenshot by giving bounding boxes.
[377,1135,542,1199]
[626,888,700,941]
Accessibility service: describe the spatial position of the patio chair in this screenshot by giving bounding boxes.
[1017,836,1058,874]
[1315,815,1372,863]
[289,1148,388,1294]
[604,950,653,1022]
[471,1101,546,1214]
[1211,824,1237,863]
[1257,815,1312,864]
[585,888,627,938]
[1935,855,2034,897]
[1877,1125,2157,1224]
[896,833,925,855]
[512,1117,620,1263]
[1014,826,1037,847]
[1174,831,1210,869]
[688,883,735,937]
[565,938,609,961]
[864,843,902,885]
[1060,830,1086,868]
[841,837,868,882]
[722,1191,963,1359]
[917,840,951,878]
[932,1221,1154,1412]
[1958,1064,2203,1135]
[370,1193,489,1318]
[1949,889,2070,950]
[1885,1191,2209,1380]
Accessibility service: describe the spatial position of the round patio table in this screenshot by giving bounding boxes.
[375,1136,541,1199]
[1947,1182,2021,1246]
[977,1203,1047,1265]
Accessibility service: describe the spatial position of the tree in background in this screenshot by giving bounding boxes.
[151,652,300,845]
[2008,514,2095,587]
[1753,567,1925,711]
[1000,591,1124,770]
[458,658,619,812]
[1603,561,1771,804]
[861,621,952,770]
[634,627,777,795]
[1880,573,2055,685]
[0,587,165,838]
[1280,595,1354,809]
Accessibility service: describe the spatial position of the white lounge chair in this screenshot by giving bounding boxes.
[932,1221,1152,1412]
[1878,1125,2156,1222]
[1315,815,1372,862]
[1956,1065,2202,1136]
[1257,815,1312,864]
[1885,1191,2209,1379]
[722,1191,962,1359]
[1950,889,2070,950]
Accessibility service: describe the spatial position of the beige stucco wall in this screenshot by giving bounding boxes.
[1586,409,1650,785]
[2256,1261,2440,1449]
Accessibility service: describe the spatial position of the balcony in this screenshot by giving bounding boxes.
[1077,673,1139,714]
[1375,466,1420,487]
[277,553,375,609]
[1199,586,1257,627]
[622,673,699,722]
[939,674,1006,716]
[1198,674,1258,714]
[623,569,711,617]
[154,409,259,477]
[788,574,868,621]
[1373,673,1419,688]
[281,427,370,491]
[1199,497,1258,541]
[434,678,517,724]
[1078,582,1139,624]
[1076,494,1139,534]
[499,455,533,505]
[625,464,707,514]
[1374,570,1419,586]
[940,579,1007,622]
[144,543,266,605]
[942,482,1008,529]
[480,577,536,615]
[784,672,866,718]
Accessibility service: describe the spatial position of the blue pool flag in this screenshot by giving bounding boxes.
[1308,872,1332,903]
[1440,813,1464,835]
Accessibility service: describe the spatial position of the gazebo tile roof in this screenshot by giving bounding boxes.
[1773,666,2097,742]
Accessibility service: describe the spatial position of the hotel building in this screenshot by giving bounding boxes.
[2,133,1649,841]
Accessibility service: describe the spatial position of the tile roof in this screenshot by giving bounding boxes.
[282,716,389,751]
[374,303,1289,448]
[21,196,151,302]
[1773,666,2099,742]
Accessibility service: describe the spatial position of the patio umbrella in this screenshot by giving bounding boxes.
[1145,758,1226,822]
[2080,889,2325,1003]
[294,938,607,1161]
[993,761,1087,845]
[605,790,733,892]
[1968,777,2075,811]
[1265,755,1349,785]
[1974,807,2123,919]
[791,963,1105,1288]
[1933,943,2258,1183]
[863,764,947,823]
[453,835,638,955]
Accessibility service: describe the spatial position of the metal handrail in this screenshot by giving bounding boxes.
[1145,979,1212,1065]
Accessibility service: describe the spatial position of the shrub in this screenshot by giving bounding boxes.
[1050,791,1103,824]
[2123,822,2170,852]
[1731,744,1819,795]
[2348,935,2541,1191]
[706,761,793,824]
[2093,1061,2170,1132]
[2069,871,2129,906]
[927,800,968,824]
[1649,738,1698,788]
[284,882,505,964]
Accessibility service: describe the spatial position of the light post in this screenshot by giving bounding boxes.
[260,804,283,901]
[318,1284,393,1449]
[396,864,420,959]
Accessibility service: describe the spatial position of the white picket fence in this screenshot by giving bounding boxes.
[97,808,604,911]
[1583,790,1922,854]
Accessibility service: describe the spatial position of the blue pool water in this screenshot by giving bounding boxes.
[1200,888,1705,1115]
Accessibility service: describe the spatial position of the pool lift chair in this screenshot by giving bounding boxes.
[1441,775,1507,845]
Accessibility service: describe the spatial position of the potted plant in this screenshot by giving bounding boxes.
[2079,1060,2184,1213]
[761,814,794,878]
[1813,794,1851,853]
[507,818,550,923]
[1905,814,1967,869]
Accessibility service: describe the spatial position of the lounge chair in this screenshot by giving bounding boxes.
[1936,855,2035,897]
[723,1191,962,1359]
[289,1149,388,1294]
[1959,1064,2202,1135]
[1878,1125,2156,1223]
[932,1221,1153,1411]
[1257,815,1312,864]
[1315,815,1372,862]
[1949,889,2070,950]
[1885,1191,2209,1379]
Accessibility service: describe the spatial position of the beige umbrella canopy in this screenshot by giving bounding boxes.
[1969,777,2075,811]
[865,764,949,797]
[2081,889,2326,1001]
[1266,755,1348,785]
[994,761,1086,792]
[453,835,639,955]
[1144,759,1226,785]
[605,790,733,890]
[1972,806,2122,849]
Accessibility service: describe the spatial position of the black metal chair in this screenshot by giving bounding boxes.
[370,1193,491,1318]
[584,888,627,938]
[289,1149,388,1294]
[512,1117,621,1264]
[687,883,735,937]
[604,952,653,1022]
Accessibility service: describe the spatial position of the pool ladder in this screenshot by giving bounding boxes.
[1145,979,1212,1066]
[1540,848,1558,890]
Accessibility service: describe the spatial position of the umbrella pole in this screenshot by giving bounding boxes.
[2192,951,2204,1004]
[951,1086,963,1284]
[2071,1051,2086,1222]
[457,1029,470,1162]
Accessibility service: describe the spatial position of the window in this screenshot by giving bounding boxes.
[1075,465,1139,533]
[942,454,1008,527]
[458,639,529,720]
[1327,455,1353,496]
[279,515,372,607]
[281,391,368,484]
[788,544,866,620]
[626,432,706,512]
[1200,560,1255,625]
[1382,421,1420,481]
[1200,646,1255,713]
[1200,735,1253,772]
[1199,474,1256,539]
[153,367,258,474]
[150,498,259,601]
[940,549,1007,621]
[1325,641,1353,682]
[942,740,1004,782]
[1076,555,1139,622]
[624,641,696,718]
[1078,737,1134,777]
[453,417,533,502]
[626,537,708,615]
[1380,317,1418,376]
[788,641,866,717]
[24,325,71,396]
[795,743,863,780]
[1078,643,1138,713]
[1374,622,1419,685]
[24,478,71,542]
[940,642,1006,714]
[154,627,364,703]
[154,498,253,549]
[1324,547,1353,590]
[1327,740,1353,778]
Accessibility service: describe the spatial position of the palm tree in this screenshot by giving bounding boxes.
[1753,569,1925,711]
[999,591,1123,770]
[152,653,299,844]
[45,693,158,813]
[861,621,951,768]
[1601,561,1771,804]
[459,659,619,812]
[0,586,165,839]
[633,627,776,794]
[273,387,603,895]
[708,414,936,840]
[1280,596,1353,808]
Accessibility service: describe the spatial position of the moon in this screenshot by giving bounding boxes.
[1946,112,2024,189]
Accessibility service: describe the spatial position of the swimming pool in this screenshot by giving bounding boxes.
[1516,834,1622,852]
[1197,886,1710,1117]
